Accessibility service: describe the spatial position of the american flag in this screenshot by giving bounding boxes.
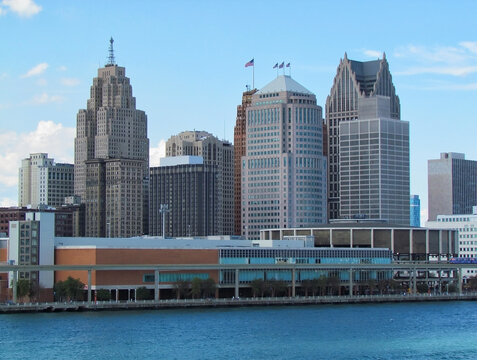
[245,59,254,67]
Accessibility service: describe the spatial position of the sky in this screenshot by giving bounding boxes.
[1,0,477,224]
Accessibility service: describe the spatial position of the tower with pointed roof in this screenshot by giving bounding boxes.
[242,75,327,239]
[74,39,149,237]
[326,54,409,224]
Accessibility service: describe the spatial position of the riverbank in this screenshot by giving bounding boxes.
[2,293,477,314]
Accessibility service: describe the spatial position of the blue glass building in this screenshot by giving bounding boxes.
[410,194,421,227]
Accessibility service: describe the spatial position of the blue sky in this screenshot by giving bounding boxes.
[1,0,477,223]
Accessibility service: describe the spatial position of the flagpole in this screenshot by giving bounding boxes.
[253,60,255,89]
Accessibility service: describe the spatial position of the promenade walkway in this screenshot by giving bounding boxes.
[2,293,477,314]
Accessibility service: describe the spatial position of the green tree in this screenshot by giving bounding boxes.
[136,287,153,300]
[16,279,32,301]
[466,276,477,291]
[54,277,84,301]
[174,279,190,299]
[327,275,341,296]
[190,277,202,299]
[301,279,313,296]
[201,278,216,298]
[367,279,377,295]
[268,279,288,297]
[251,279,266,297]
[96,289,110,301]
[416,282,429,294]
[317,275,328,296]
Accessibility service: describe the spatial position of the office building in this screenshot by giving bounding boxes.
[339,96,409,224]
[234,88,257,235]
[149,156,219,237]
[74,39,149,237]
[427,210,477,278]
[165,131,233,235]
[410,195,421,227]
[326,53,401,221]
[242,75,327,239]
[428,152,477,221]
[18,153,74,208]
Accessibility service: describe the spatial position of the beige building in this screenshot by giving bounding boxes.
[19,153,74,208]
[74,39,149,237]
[166,131,234,235]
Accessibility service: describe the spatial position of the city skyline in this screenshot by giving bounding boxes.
[1,1,477,224]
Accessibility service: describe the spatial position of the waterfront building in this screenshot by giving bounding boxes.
[234,88,257,235]
[326,53,402,221]
[260,224,458,261]
[74,38,149,237]
[165,131,234,235]
[149,156,219,237]
[339,96,409,224]
[428,152,477,221]
[18,153,74,208]
[427,210,477,278]
[242,75,328,239]
[410,195,421,227]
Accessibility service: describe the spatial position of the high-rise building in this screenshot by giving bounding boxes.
[410,195,421,227]
[165,131,234,235]
[428,152,477,221]
[242,75,327,239]
[19,153,74,208]
[74,38,149,237]
[149,156,219,237]
[338,96,409,225]
[326,53,401,221]
[234,88,257,235]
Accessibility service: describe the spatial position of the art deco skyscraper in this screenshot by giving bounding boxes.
[242,75,327,239]
[233,88,257,235]
[326,53,402,221]
[74,39,149,237]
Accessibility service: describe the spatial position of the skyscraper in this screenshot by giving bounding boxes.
[19,153,74,208]
[74,39,149,237]
[410,195,421,227]
[165,131,234,235]
[234,88,257,235]
[149,156,219,237]
[326,53,402,222]
[242,75,327,239]
[428,152,477,220]
[338,96,409,225]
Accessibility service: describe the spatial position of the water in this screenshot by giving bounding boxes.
[1,301,477,359]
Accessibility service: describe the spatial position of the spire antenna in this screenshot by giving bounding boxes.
[107,37,116,66]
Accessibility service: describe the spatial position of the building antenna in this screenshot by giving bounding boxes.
[107,37,116,66]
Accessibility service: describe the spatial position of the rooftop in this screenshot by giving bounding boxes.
[257,75,313,96]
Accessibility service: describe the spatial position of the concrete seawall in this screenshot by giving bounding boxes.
[2,293,477,314]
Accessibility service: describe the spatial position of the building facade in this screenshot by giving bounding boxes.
[428,152,477,221]
[410,195,421,227]
[149,156,219,237]
[74,39,149,237]
[339,96,409,224]
[242,75,327,239]
[165,131,234,235]
[427,212,477,278]
[234,88,257,235]
[326,53,401,221]
[19,153,74,208]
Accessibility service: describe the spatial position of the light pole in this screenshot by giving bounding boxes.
[159,204,170,238]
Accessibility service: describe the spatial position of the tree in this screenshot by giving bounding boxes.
[201,278,216,298]
[251,279,266,297]
[96,289,111,301]
[54,277,84,301]
[367,279,377,295]
[136,287,153,300]
[16,279,32,301]
[268,280,288,297]
[174,279,190,299]
[466,276,477,291]
[327,275,341,296]
[316,275,328,296]
[301,279,313,296]
[191,277,202,299]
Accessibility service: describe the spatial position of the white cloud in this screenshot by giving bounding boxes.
[21,62,48,78]
[0,121,75,191]
[36,78,47,86]
[363,49,382,58]
[0,197,17,207]
[1,0,41,17]
[58,66,67,72]
[460,41,477,54]
[32,92,64,104]
[396,66,477,77]
[60,78,80,87]
[0,6,5,15]
[150,139,166,167]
